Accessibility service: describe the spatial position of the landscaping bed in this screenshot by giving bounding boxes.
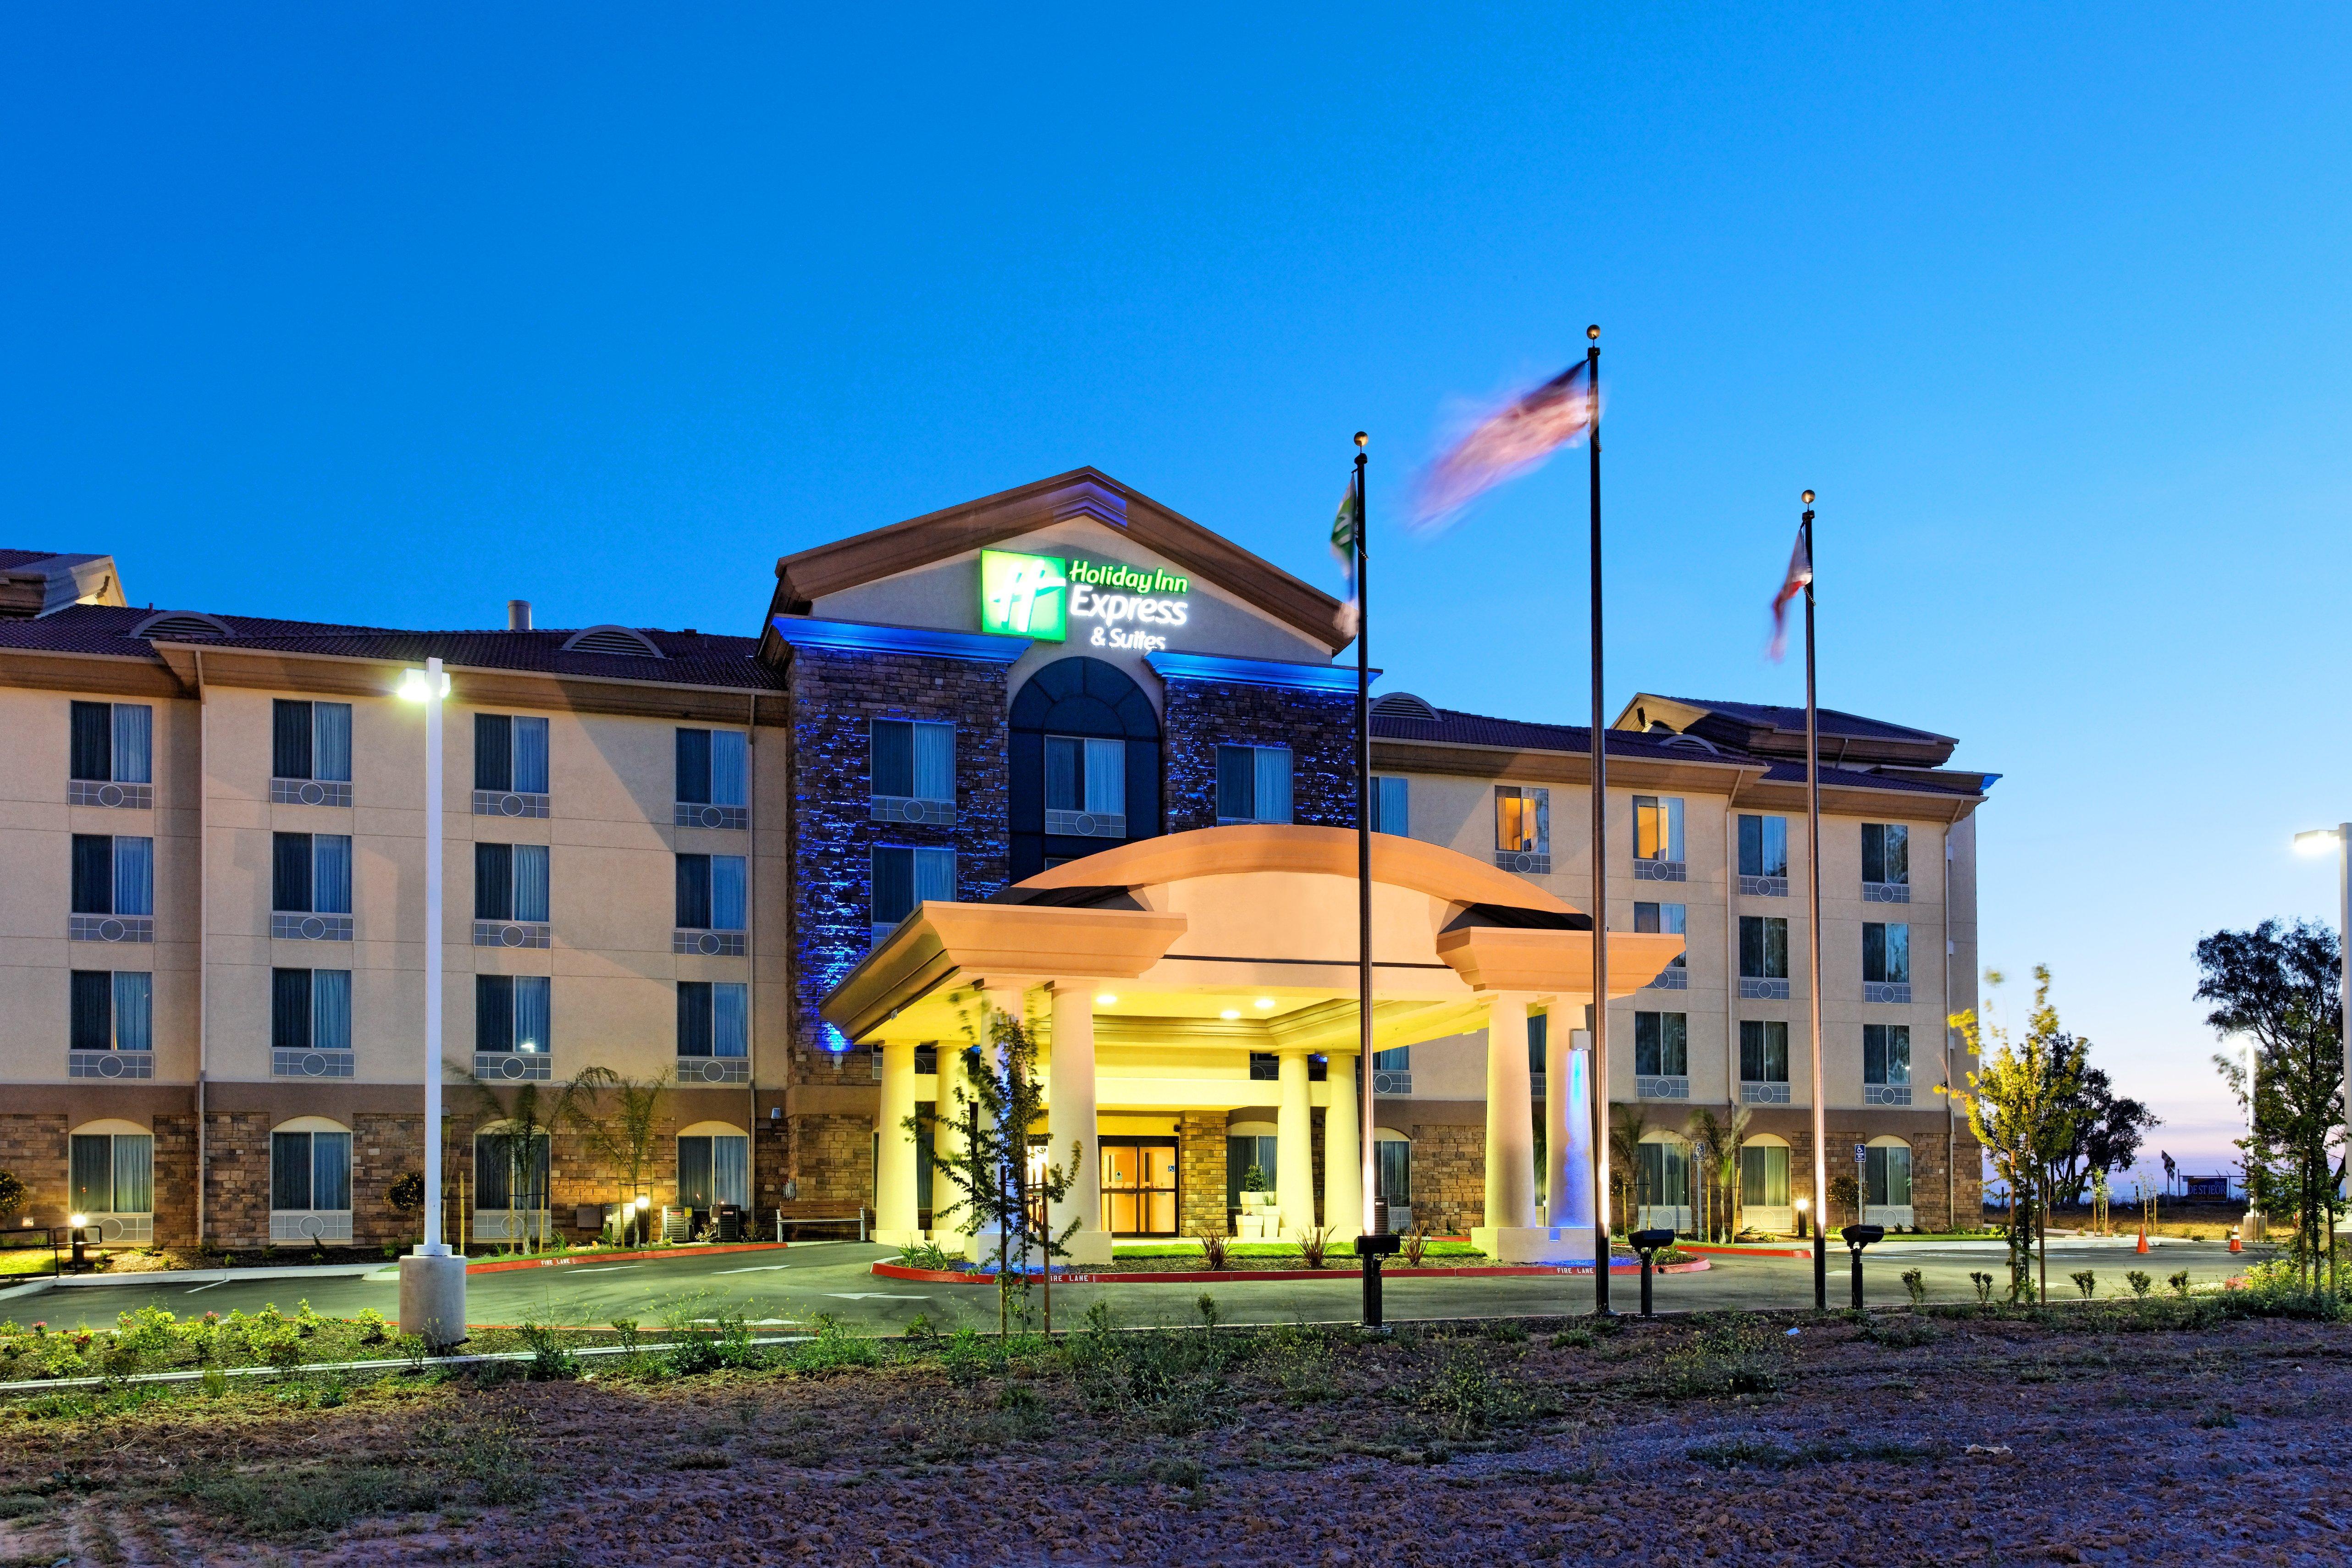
[0,1271,2339,1562]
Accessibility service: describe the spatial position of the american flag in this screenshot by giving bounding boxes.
[1767,527,1812,662]
[1410,360,1596,529]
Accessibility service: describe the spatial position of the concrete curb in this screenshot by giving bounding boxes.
[0,1335,815,1397]
[0,1263,386,1303]
[872,1259,1713,1285]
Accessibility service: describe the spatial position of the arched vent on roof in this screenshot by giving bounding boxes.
[131,610,234,640]
[1370,691,1439,722]
[1660,733,1721,755]
[559,625,663,658]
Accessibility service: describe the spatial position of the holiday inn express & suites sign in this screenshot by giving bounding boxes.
[978,548,1192,651]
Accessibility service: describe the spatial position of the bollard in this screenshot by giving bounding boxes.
[1630,1228,1676,1319]
[1841,1223,1885,1309]
[1354,1232,1401,1329]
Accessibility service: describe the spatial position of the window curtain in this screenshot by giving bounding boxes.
[312,836,351,915]
[1372,1044,1410,1070]
[70,835,111,914]
[713,983,748,1057]
[1638,1143,1689,1209]
[711,856,748,931]
[1253,747,1292,824]
[512,718,549,794]
[1215,746,1252,820]
[114,837,153,916]
[910,725,952,805]
[676,728,713,803]
[474,714,511,792]
[676,854,712,928]
[312,1133,352,1211]
[271,1132,312,1210]
[912,848,955,905]
[69,702,112,782]
[272,833,310,912]
[1743,1145,1790,1206]
[513,844,549,923]
[712,1135,750,1208]
[1082,738,1123,815]
[112,971,152,1052]
[114,1136,154,1214]
[513,976,551,1054]
[676,981,713,1057]
[1044,736,1080,811]
[112,705,152,785]
[474,842,512,921]
[313,703,352,783]
[1866,1145,1913,1207]
[273,968,312,1051]
[869,848,911,928]
[273,700,313,781]
[1375,1138,1411,1204]
[712,730,750,807]
[476,975,514,1052]
[68,972,111,1053]
[71,1135,113,1214]
[313,970,351,1052]
[1884,924,1910,983]
[679,1137,715,1209]
[1375,775,1409,837]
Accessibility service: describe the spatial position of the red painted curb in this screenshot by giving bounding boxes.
[871,1259,1711,1285]
[1678,1243,1815,1259]
[465,1243,789,1275]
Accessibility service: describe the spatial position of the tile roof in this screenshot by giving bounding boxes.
[1647,696,1955,747]
[0,549,61,571]
[0,604,783,691]
[1373,700,1977,796]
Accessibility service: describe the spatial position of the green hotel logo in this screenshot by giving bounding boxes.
[979,549,1069,640]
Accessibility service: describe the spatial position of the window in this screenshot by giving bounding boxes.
[71,835,153,916]
[677,981,749,1057]
[1375,1132,1412,1206]
[1100,1140,1179,1235]
[1633,795,1686,877]
[271,833,351,914]
[1634,1012,1688,1077]
[1863,922,1912,1002]
[675,852,749,931]
[869,846,953,945]
[675,727,751,808]
[69,972,151,1053]
[1226,1132,1278,1211]
[1864,1143,1914,1209]
[1741,1143,1791,1207]
[678,1132,751,1209]
[474,714,550,795]
[1636,1141,1689,1211]
[1370,775,1409,837]
[271,700,352,783]
[271,1129,352,1213]
[1864,1023,1912,1104]
[1862,823,1911,897]
[869,721,953,806]
[69,701,152,799]
[475,975,552,1055]
[1738,916,1789,998]
[1737,813,1789,894]
[71,1132,153,1218]
[1527,1011,1548,1077]
[1740,1020,1790,1083]
[1248,1052,1280,1082]
[1634,901,1688,986]
[474,843,550,922]
[1494,785,1550,872]
[271,968,352,1053]
[475,1129,549,1212]
[1044,734,1126,835]
[1216,745,1292,825]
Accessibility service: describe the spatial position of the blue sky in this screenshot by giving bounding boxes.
[6,6,2348,1171]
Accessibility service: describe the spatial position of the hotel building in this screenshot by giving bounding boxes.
[0,471,1991,1253]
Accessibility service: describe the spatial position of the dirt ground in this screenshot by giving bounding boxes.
[0,1307,2343,1566]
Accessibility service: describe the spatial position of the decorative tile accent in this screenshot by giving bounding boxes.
[1739,977,1790,1000]
[676,1056,751,1085]
[1741,1081,1792,1104]
[674,928,747,957]
[274,1049,356,1079]
[1863,881,1911,904]
[1044,808,1126,838]
[1865,1084,1913,1105]
[1647,967,1689,990]
[676,802,751,829]
[1494,850,1551,875]
[1634,859,1688,883]
[1372,1068,1413,1096]
[69,1051,152,1079]
[271,778,352,807]
[68,781,152,809]
[473,790,549,818]
[867,796,952,827]
[1864,982,1913,1005]
[1739,874,1788,897]
[271,913,351,941]
[474,921,552,949]
[1637,1076,1690,1100]
[70,916,152,944]
[473,1052,551,1082]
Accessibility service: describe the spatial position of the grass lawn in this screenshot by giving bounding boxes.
[0,1250,55,1280]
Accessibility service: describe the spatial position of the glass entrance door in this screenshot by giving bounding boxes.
[1100,1138,1178,1236]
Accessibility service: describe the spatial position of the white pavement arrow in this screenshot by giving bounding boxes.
[823,1292,930,1301]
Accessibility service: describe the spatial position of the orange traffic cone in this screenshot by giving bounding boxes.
[2136,1227,2149,1254]
[2229,1231,2243,1253]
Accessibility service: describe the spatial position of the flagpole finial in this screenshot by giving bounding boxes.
[1586,324,1600,341]
[1354,431,1368,449]
[1801,490,1815,506]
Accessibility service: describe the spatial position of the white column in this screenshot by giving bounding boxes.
[1483,994,1536,1229]
[1323,1052,1362,1242]
[933,1037,971,1246]
[967,983,1026,1262]
[1560,1038,1597,1236]
[874,1039,920,1243]
[1275,1049,1316,1238]
[1544,1005,1580,1224]
[1048,984,1110,1264]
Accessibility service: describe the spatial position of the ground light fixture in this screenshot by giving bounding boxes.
[67,1215,89,1271]
[395,657,466,1347]
[1793,1194,1811,1239]
[1842,1223,1886,1309]
[1630,1227,1677,1317]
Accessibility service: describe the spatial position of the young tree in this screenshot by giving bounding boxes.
[1608,1104,1651,1239]
[1944,967,2086,1303]
[560,1067,672,1246]
[466,1078,557,1254]
[1683,1104,1752,1242]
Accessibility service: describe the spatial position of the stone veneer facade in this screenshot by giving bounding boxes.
[1159,676,1357,833]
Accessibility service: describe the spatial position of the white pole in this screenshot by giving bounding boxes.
[423,656,445,1254]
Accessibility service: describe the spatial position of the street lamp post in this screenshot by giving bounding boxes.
[398,658,466,1346]
[2294,824,2350,1291]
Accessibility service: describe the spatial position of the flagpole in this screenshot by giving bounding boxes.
[1355,433,1376,1237]
[1802,490,1827,1311]
[1585,324,1610,1315]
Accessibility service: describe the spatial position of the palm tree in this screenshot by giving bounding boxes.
[1609,1104,1650,1237]
[466,1077,557,1254]
[1683,1104,1753,1242]
[559,1067,671,1246]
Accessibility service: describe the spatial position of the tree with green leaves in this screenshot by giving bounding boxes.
[1607,1103,1651,1239]
[466,1077,557,1254]
[2197,919,2344,1288]
[560,1067,672,1246]
[905,994,1082,1337]
[1944,967,2086,1303]
[1683,1104,1752,1242]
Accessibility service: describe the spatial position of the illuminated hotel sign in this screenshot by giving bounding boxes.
[979,549,1191,651]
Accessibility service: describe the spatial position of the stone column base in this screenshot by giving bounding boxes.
[1471,1226,1595,1266]
[398,1253,468,1349]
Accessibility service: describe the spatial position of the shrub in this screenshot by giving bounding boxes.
[899,1241,958,1272]
[1198,1233,1231,1271]
[2169,1270,2192,1298]
[2070,1270,2097,1300]
[1402,1226,1431,1268]
[1658,1313,1784,1398]
[1970,1271,1995,1306]
[2126,1270,2153,1299]
[1298,1227,1331,1269]
[517,1321,578,1381]
[1900,1268,1927,1308]
[353,1308,391,1346]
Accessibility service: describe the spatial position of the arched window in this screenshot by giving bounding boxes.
[1009,657,1161,880]
[473,1120,551,1242]
[678,1121,750,1212]
[1864,1136,1915,1220]
[271,1116,353,1243]
[1739,1135,1792,1211]
[1374,1128,1412,1209]
[1636,1132,1692,1226]
[69,1119,154,1242]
